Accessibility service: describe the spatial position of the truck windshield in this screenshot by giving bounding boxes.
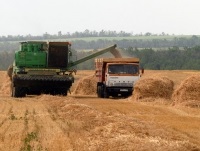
[108,64,139,74]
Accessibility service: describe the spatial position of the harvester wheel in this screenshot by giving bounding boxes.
[12,86,26,98]
[12,87,20,97]
[62,91,67,96]
[59,88,67,96]
[49,88,67,96]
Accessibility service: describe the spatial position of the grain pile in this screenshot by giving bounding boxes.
[73,75,97,95]
[172,75,200,107]
[131,76,174,101]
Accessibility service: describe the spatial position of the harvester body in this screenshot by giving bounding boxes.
[10,41,118,97]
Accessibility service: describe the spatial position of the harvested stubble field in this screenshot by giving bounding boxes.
[0,70,200,151]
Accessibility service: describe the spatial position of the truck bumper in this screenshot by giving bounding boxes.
[106,87,133,96]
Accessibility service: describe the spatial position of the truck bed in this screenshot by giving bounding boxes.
[95,58,139,63]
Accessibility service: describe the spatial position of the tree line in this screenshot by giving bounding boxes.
[1,35,200,52]
[0,30,133,41]
[0,34,200,70]
[70,46,200,70]
[71,35,200,49]
[0,45,200,70]
[123,46,200,70]
[0,30,175,42]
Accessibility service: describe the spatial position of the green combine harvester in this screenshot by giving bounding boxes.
[9,41,118,97]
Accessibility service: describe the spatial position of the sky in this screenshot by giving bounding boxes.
[0,0,200,36]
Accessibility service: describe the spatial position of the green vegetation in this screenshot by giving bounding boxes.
[72,45,200,70]
[123,46,200,70]
[0,32,200,70]
[0,51,14,70]
[20,132,39,151]
[0,30,197,42]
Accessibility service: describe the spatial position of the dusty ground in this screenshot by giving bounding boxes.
[0,70,200,151]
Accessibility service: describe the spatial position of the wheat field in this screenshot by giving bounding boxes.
[0,70,200,151]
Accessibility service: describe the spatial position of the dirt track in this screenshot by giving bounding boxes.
[0,70,200,151]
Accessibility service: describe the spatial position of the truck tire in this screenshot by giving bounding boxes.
[103,88,109,98]
[97,85,104,98]
[97,86,101,97]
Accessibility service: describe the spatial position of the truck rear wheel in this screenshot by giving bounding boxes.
[97,85,104,98]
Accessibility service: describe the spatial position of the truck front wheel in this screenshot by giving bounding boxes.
[103,88,109,98]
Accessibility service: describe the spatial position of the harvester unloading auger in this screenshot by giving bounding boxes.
[8,41,121,97]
